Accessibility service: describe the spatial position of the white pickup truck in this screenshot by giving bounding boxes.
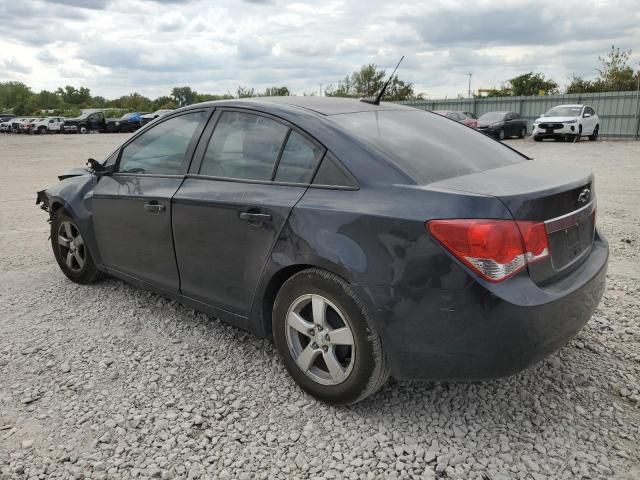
[28,117,66,134]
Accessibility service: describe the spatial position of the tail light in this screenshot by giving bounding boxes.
[426,219,549,282]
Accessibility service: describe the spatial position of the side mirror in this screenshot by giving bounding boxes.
[583,113,591,118]
[87,158,113,176]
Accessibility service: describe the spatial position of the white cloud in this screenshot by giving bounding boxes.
[0,0,638,99]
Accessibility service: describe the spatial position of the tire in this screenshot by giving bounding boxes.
[589,125,599,141]
[518,126,526,139]
[272,268,389,405]
[51,209,104,284]
[38,126,47,135]
[533,136,542,142]
[78,125,88,134]
[498,128,505,140]
[574,126,582,142]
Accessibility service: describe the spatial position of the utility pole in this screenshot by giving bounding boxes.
[319,84,323,97]
[467,73,473,98]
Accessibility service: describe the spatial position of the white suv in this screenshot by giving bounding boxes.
[29,117,65,134]
[532,104,599,142]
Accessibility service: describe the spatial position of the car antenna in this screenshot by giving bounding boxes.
[361,55,404,106]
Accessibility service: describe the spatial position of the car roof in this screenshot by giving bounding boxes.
[554,104,584,107]
[189,96,413,116]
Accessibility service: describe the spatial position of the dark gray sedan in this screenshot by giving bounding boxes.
[477,111,528,140]
[37,97,607,405]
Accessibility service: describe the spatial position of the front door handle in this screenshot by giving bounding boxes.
[144,202,166,214]
[239,212,272,223]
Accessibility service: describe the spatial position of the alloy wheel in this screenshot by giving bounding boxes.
[57,221,86,272]
[285,294,355,386]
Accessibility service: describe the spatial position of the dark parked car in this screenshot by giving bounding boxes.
[0,114,15,123]
[105,112,147,133]
[433,110,478,128]
[37,97,607,405]
[62,112,107,134]
[477,111,527,140]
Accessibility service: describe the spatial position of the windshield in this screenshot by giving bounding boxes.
[478,112,506,122]
[77,113,91,119]
[330,110,525,184]
[544,106,583,117]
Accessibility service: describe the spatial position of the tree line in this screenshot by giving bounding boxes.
[480,46,639,97]
[1,46,638,116]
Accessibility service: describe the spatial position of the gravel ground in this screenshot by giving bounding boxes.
[0,133,639,480]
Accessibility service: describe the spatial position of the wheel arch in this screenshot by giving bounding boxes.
[251,261,354,337]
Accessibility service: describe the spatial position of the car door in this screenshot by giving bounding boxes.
[92,109,210,291]
[172,109,325,315]
[584,107,597,134]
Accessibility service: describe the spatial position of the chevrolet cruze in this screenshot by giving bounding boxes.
[37,97,608,404]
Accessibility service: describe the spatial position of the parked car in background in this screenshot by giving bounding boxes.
[433,110,478,128]
[462,111,477,120]
[477,111,527,140]
[62,112,106,134]
[10,118,27,133]
[20,118,43,134]
[532,105,599,142]
[140,109,173,126]
[105,112,147,133]
[0,116,16,132]
[37,97,607,405]
[0,114,15,123]
[29,117,65,134]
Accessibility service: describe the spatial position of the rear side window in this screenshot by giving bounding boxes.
[200,111,288,180]
[312,153,357,188]
[275,131,324,183]
[330,110,525,184]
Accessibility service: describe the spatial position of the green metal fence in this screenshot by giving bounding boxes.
[396,90,640,139]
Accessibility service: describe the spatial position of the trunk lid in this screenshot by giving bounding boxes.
[428,160,596,284]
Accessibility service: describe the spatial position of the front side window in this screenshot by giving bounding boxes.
[275,131,324,183]
[118,112,206,175]
[200,111,289,181]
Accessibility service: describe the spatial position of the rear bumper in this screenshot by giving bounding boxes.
[356,234,608,381]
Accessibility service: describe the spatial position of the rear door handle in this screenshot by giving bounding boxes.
[239,212,272,223]
[144,202,166,214]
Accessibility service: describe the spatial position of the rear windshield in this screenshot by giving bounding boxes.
[330,110,525,184]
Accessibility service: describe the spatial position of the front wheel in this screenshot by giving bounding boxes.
[589,125,599,141]
[78,125,88,134]
[273,269,389,405]
[51,210,104,284]
[498,128,505,140]
[533,135,543,142]
[38,126,47,135]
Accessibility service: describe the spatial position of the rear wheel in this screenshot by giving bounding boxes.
[51,210,104,284]
[273,269,389,405]
[518,126,526,138]
[589,125,599,141]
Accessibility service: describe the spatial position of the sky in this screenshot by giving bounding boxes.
[1,0,639,100]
